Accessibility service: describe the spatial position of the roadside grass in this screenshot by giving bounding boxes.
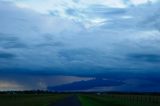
[0,94,69,106]
[1,93,160,106]
[78,94,160,106]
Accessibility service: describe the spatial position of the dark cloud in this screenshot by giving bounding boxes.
[58,48,97,61]
[2,42,27,49]
[47,78,124,91]
[128,54,160,63]
[0,67,160,91]
[138,2,160,31]
[36,41,64,47]
[0,70,93,90]
[143,12,160,31]
[0,52,16,59]
[0,33,27,49]
[0,33,17,41]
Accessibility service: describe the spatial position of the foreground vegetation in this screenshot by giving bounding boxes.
[78,93,160,106]
[0,92,160,106]
[0,93,68,106]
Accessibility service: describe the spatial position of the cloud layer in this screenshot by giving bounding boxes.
[0,0,160,91]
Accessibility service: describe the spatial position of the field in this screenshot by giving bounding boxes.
[78,93,160,106]
[0,93,160,106]
[0,93,68,106]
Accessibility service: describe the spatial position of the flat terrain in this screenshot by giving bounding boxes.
[79,94,160,106]
[50,96,81,106]
[0,93,160,106]
[0,94,68,106]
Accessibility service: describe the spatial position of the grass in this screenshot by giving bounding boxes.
[0,94,69,106]
[1,93,160,106]
[78,94,160,106]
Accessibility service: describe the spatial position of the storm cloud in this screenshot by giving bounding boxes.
[0,0,160,91]
[0,52,15,59]
[128,54,160,63]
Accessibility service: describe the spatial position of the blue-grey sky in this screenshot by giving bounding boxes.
[0,0,160,91]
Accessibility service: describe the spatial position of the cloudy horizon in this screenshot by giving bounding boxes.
[0,0,160,91]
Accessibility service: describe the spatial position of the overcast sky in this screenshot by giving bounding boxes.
[0,0,160,91]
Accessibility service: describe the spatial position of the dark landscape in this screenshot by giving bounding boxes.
[0,91,160,106]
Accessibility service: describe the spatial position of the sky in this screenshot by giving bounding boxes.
[0,0,160,91]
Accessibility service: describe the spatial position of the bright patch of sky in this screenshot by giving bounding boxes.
[2,0,159,28]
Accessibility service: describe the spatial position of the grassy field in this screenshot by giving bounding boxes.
[78,94,160,106]
[0,93,160,106]
[0,94,69,106]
